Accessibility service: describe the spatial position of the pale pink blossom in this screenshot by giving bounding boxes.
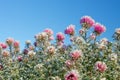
[6,37,14,45]
[56,32,65,41]
[44,28,53,36]
[90,34,96,40]
[2,50,10,57]
[79,29,85,35]
[115,28,120,34]
[94,23,106,34]
[17,56,22,62]
[0,43,7,49]
[65,70,79,80]
[49,36,54,40]
[14,41,19,48]
[95,61,107,72]
[65,24,75,35]
[80,16,95,28]
[57,41,64,46]
[29,45,34,51]
[65,60,73,68]
[70,50,82,60]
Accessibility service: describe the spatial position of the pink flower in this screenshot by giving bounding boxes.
[90,34,96,40]
[95,61,107,72]
[6,37,14,45]
[79,29,85,35]
[29,45,34,51]
[56,32,65,41]
[70,50,82,60]
[17,56,22,62]
[44,28,53,36]
[0,43,7,49]
[49,36,54,40]
[57,41,64,46]
[94,23,106,34]
[80,16,95,28]
[2,50,10,57]
[14,41,19,48]
[65,70,79,80]
[65,60,73,68]
[65,24,75,35]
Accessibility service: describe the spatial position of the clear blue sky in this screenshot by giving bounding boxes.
[0,0,120,49]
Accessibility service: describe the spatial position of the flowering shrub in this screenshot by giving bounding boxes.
[0,16,120,80]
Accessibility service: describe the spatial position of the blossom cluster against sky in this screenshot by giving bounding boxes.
[0,0,120,49]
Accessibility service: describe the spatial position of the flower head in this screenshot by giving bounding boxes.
[115,28,120,34]
[49,36,54,40]
[44,28,53,36]
[65,60,73,68]
[65,24,75,35]
[6,37,14,45]
[80,16,95,28]
[28,51,36,58]
[109,53,117,61]
[100,78,106,80]
[56,32,65,41]
[95,61,107,72]
[23,49,29,55]
[25,40,31,45]
[35,32,47,41]
[94,23,106,34]
[2,50,10,57]
[14,40,19,48]
[47,46,55,54]
[70,50,82,60]
[90,34,96,40]
[17,56,23,62]
[65,70,79,80]
[100,38,108,45]
[0,43,7,49]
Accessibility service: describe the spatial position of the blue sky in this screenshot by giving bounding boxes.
[0,0,120,49]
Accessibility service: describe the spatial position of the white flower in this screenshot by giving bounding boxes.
[97,44,106,50]
[109,53,117,61]
[28,51,36,57]
[100,78,106,80]
[25,40,31,44]
[47,46,55,54]
[100,38,108,45]
[115,28,120,34]
[35,32,48,41]
[34,64,43,69]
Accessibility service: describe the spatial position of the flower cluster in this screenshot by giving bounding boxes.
[0,16,119,80]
